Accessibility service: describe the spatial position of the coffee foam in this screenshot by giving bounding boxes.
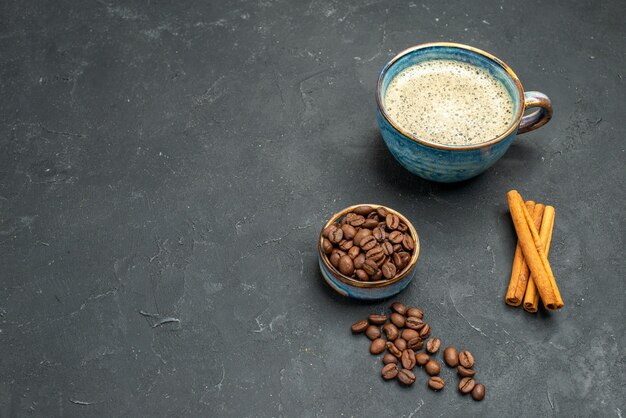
[383,59,515,146]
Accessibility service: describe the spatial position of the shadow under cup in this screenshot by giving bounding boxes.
[376,44,526,183]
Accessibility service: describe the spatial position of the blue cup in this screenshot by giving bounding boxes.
[376,42,553,183]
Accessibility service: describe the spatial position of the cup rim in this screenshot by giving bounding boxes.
[376,42,526,151]
[318,204,420,288]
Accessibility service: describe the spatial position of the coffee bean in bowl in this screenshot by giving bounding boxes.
[318,204,420,300]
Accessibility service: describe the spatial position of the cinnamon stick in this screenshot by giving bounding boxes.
[506,190,563,310]
[523,206,556,312]
[505,201,540,306]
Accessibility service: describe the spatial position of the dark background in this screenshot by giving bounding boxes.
[1,0,625,416]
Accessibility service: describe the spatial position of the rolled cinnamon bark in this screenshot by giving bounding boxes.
[507,191,563,310]
[523,206,556,312]
[505,201,542,306]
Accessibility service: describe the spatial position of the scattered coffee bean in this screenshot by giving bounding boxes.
[428,376,445,391]
[425,360,441,376]
[457,366,476,378]
[459,377,476,394]
[365,325,381,340]
[407,336,423,351]
[368,314,387,325]
[406,307,423,319]
[338,255,354,276]
[382,262,397,279]
[443,346,459,367]
[383,323,399,341]
[390,302,406,315]
[394,338,407,352]
[397,369,416,386]
[381,363,399,380]
[471,383,485,401]
[383,353,398,365]
[405,316,424,330]
[401,328,419,341]
[401,349,416,370]
[370,338,386,355]
[459,351,475,368]
[418,324,431,338]
[426,338,441,354]
[386,342,402,358]
[351,319,368,334]
[390,312,405,328]
[415,352,430,366]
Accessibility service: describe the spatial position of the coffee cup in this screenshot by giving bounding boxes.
[376,42,553,183]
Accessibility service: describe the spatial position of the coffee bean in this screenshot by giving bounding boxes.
[401,349,416,370]
[458,377,476,394]
[377,222,386,229]
[382,262,397,279]
[350,319,368,333]
[386,342,402,358]
[366,314,386,325]
[355,269,369,281]
[370,338,386,355]
[457,365,476,377]
[340,224,356,240]
[353,205,374,216]
[459,351,475,368]
[418,324,431,338]
[354,253,366,269]
[407,336,423,351]
[359,235,377,251]
[352,228,371,246]
[397,369,416,386]
[381,363,398,380]
[375,255,388,268]
[402,234,415,251]
[329,251,341,268]
[393,252,411,270]
[366,246,385,261]
[362,218,379,229]
[428,376,445,391]
[425,359,441,376]
[397,222,408,232]
[321,224,335,238]
[349,215,365,227]
[367,211,379,220]
[348,246,360,259]
[338,255,354,276]
[338,239,354,251]
[390,302,406,315]
[393,243,403,253]
[405,316,424,330]
[426,338,441,354]
[362,259,379,276]
[383,323,399,341]
[388,230,403,244]
[401,328,419,341]
[394,338,407,351]
[386,214,400,230]
[406,307,424,319]
[381,241,394,255]
[342,213,358,224]
[371,270,383,281]
[328,228,343,243]
[390,312,405,328]
[365,325,381,340]
[322,238,333,254]
[471,383,485,401]
[376,207,389,218]
[415,352,430,366]
[383,353,398,365]
[372,227,386,242]
[443,347,459,367]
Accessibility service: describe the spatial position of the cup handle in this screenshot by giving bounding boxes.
[517,91,553,135]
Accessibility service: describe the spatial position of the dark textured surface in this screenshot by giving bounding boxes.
[1,0,625,416]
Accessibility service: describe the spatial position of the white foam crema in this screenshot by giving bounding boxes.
[383,59,515,146]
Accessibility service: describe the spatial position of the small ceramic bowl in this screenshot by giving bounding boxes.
[318,204,420,300]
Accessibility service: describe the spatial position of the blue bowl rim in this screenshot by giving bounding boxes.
[376,42,526,151]
[318,204,420,289]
